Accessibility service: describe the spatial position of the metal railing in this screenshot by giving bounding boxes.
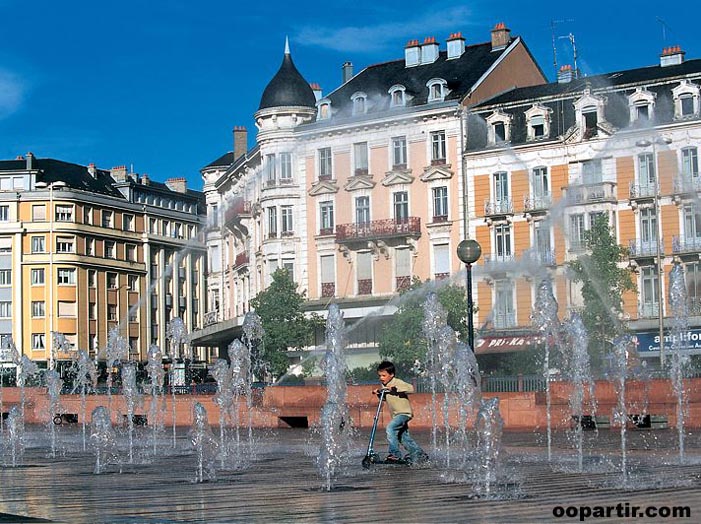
[629,238,663,257]
[336,217,421,242]
[484,198,513,216]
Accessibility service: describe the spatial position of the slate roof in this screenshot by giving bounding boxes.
[0,158,124,198]
[324,41,515,119]
[204,151,235,168]
[258,52,316,110]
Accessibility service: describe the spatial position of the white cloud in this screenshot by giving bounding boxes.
[0,68,24,119]
[295,5,476,54]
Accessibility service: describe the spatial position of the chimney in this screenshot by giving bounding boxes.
[405,39,421,67]
[141,173,150,186]
[491,22,511,51]
[446,32,466,59]
[660,45,685,67]
[342,61,354,83]
[310,82,323,101]
[110,165,128,182]
[87,163,97,178]
[233,126,247,160]
[558,64,573,83]
[25,152,34,170]
[421,36,439,64]
[166,177,187,193]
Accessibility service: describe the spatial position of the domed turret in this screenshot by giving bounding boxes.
[258,38,316,110]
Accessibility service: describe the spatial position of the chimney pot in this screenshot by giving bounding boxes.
[660,44,685,66]
[405,39,421,67]
[342,61,354,83]
[491,22,511,51]
[233,126,248,160]
[420,36,440,64]
[110,165,128,182]
[25,152,34,170]
[166,177,187,194]
[447,31,466,59]
[87,163,97,178]
[558,64,574,83]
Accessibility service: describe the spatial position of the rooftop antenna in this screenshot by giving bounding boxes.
[551,19,575,76]
[558,32,580,79]
[656,17,671,43]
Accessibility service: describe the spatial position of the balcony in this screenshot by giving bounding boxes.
[396,276,411,291]
[484,199,513,217]
[629,238,663,258]
[673,235,701,255]
[234,252,250,270]
[321,282,335,298]
[564,182,617,205]
[523,193,552,213]
[522,248,556,267]
[483,254,515,271]
[629,182,657,201]
[336,217,421,244]
[493,312,517,329]
[673,175,701,198]
[638,302,660,319]
[358,279,372,295]
[203,310,218,327]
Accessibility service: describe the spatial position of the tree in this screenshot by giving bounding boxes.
[378,278,467,375]
[249,269,321,379]
[567,214,636,372]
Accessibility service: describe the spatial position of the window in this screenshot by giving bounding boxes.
[582,159,603,184]
[640,266,659,316]
[682,147,699,178]
[686,262,701,313]
[32,333,45,350]
[427,79,446,102]
[638,153,656,188]
[395,248,411,291]
[355,196,370,225]
[128,275,138,291]
[353,142,369,176]
[107,272,118,289]
[0,301,11,318]
[267,206,277,238]
[430,131,446,164]
[317,101,331,120]
[265,154,276,186]
[279,152,292,182]
[628,88,656,124]
[569,214,586,251]
[534,221,552,263]
[57,268,76,285]
[683,204,701,244]
[582,107,598,138]
[84,206,93,225]
[31,268,45,285]
[173,223,182,238]
[640,207,658,250]
[89,302,97,320]
[55,205,73,222]
[105,241,116,259]
[58,301,77,317]
[433,244,450,280]
[351,92,367,115]
[318,147,332,180]
[432,186,448,221]
[320,201,334,235]
[32,205,46,221]
[486,111,512,145]
[31,236,45,253]
[392,136,407,168]
[282,260,294,278]
[393,191,409,223]
[529,115,545,139]
[0,269,10,286]
[495,280,515,328]
[126,244,137,262]
[129,308,139,323]
[102,210,113,228]
[389,85,406,108]
[86,237,95,256]
[494,224,512,260]
[123,214,134,231]
[493,171,509,212]
[680,95,695,117]
[320,255,335,297]
[357,251,373,294]
[532,167,550,205]
[161,220,170,237]
[0,205,9,221]
[88,269,97,288]
[31,301,45,318]
[149,217,157,234]
[107,304,118,321]
[634,103,649,122]
[281,206,293,236]
[56,236,75,253]
[0,238,9,253]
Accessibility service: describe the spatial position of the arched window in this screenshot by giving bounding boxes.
[388,85,406,108]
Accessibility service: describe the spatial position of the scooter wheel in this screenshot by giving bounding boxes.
[362,456,373,469]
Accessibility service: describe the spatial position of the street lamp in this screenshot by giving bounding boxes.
[635,136,672,367]
[457,238,482,352]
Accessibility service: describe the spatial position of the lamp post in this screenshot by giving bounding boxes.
[636,136,672,367]
[457,239,482,352]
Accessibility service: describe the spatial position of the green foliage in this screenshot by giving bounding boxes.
[249,269,320,379]
[567,214,636,371]
[348,363,381,383]
[378,278,468,375]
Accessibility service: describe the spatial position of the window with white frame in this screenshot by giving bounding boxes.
[640,207,657,249]
[56,236,74,253]
[58,301,77,317]
[494,223,512,260]
[320,255,335,297]
[281,206,293,236]
[84,206,92,225]
[105,241,116,259]
[267,206,277,238]
[682,204,701,243]
[31,236,45,253]
[57,268,76,285]
[55,205,73,222]
[126,244,137,262]
[582,107,598,137]
[31,301,45,318]
[107,304,118,321]
[149,217,157,234]
[0,205,8,221]
[31,268,45,285]
[107,272,118,289]
[0,301,10,318]
[486,111,512,144]
[672,81,700,119]
[682,147,699,178]
[88,269,97,288]
[318,147,332,180]
[357,251,373,293]
[353,142,369,176]
[0,269,10,286]
[86,237,95,256]
[351,92,367,115]
[389,85,406,108]
[532,166,550,206]
[279,152,292,182]
[128,274,138,291]
[432,186,448,221]
[32,204,46,221]
[525,104,551,140]
[89,302,97,320]
[102,210,113,228]
[638,153,656,189]
[317,101,331,120]
[686,262,701,312]
[123,213,134,231]
[320,201,334,234]
[430,130,446,163]
[569,214,586,251]
[628,88,656,123]
[265,153,276,186]
[494,280,515,328]
[581,158,603,184]
[534,220,552,262]
[640,266,659,316]
[392,136,407,168]
[32,333,45,350]
[395,247,411,290]
[426,78,447,102]
[433,244,450,279]
[355,196,370,225]
[393,191,409,223]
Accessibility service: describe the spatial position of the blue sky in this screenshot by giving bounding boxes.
[0,1,698,190]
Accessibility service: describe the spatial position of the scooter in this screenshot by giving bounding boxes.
[361,388,411,468]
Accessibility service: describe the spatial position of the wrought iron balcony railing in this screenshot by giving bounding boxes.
[203,310,218,327]
[523,193,552,212]
[564,182,616,204]
[638,302,660,319]
[335,217,421,242]
[672,235,701,254]
[321,282,335,298]
[629,238,663,257]
[522,248,556,266]
[493,312,517,329]
[673,174,701,194]
[484,198,513,216]
[234,252,249,269]
[629,182,658,199]
[483,254,515,270]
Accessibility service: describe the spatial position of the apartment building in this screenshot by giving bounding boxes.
[0,155,208,373]
[193,24,547,367]
[465,46,701,364]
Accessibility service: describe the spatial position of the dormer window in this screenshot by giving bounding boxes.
[628,88,656,124]
[525,105,551,141]
[351,92,367,116]
[574,88,606,140]
[389,85,406,108]
[317,100,331,120]
[485,111,512,145]
[672,81,700,119]
[582,107,598,137]
[426,78,448,103]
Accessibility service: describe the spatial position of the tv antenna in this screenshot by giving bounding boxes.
[656,16,671,43]
[551,19,576,75]
[559,32,579,79]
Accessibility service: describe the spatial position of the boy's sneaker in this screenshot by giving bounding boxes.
[385,454,401,463]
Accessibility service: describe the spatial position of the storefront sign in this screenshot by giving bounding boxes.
[635,329,701,355]
[474,334,544,354]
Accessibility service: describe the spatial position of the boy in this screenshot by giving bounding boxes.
[372,360,428,464]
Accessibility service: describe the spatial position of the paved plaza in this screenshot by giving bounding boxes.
[1,427,701,523]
